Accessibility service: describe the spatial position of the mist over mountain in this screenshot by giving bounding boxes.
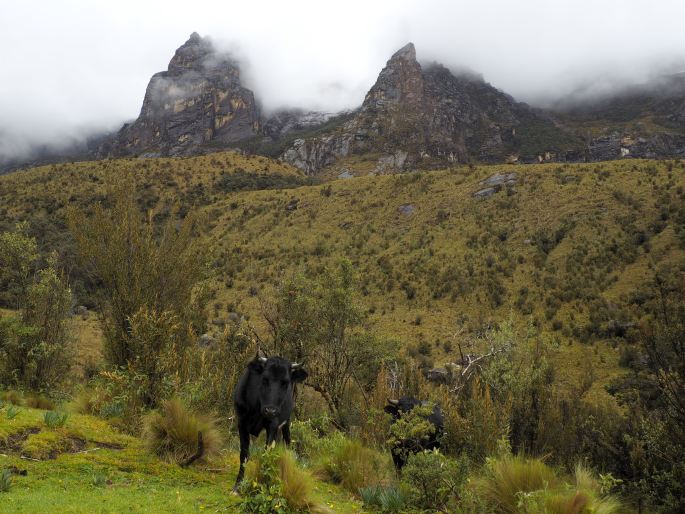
[2,0,685,168]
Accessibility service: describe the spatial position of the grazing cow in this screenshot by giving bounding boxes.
[384,396,444,470]
[232,355,308,491]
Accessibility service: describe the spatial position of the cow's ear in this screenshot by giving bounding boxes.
[291,368,308,383]
[384,398,400,416]
[248,355,266,373]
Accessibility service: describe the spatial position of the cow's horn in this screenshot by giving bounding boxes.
[387,398,399,406]
[291,362,300,369]
[258,356,267,363]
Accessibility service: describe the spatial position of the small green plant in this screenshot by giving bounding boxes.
[44,410,69,428]
[360,484,409,513]
[6,405,20,419]
[92,473,108,487]
[0,469,12,492]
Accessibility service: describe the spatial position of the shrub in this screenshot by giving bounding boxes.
[402,450,469,511]
[0,222,39,309]
[143,398,222,465]
[66,180,208,370]
[6,405,20,420]
[43,410,69,428]
[0,261,73,392]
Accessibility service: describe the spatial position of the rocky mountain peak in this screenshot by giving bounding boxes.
[167,32,216,73]
[98,33,259,158]
[390,42,416,61]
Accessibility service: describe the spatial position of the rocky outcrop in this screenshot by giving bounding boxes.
[98,33,259,158]
[281,43,580,174]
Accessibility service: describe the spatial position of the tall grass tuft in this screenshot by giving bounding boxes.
[317,434,391,495]
[476,456,626,514]
[242,445,330,513]
[143,398,222,465]
[476,454,558,513]
[26,395,55,410]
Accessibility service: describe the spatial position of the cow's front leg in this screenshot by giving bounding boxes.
[233,423,250,493]
[282,421,291,446]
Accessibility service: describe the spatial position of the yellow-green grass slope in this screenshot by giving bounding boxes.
[1,155,684,400]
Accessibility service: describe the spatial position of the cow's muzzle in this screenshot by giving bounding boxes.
[262,406,278,418]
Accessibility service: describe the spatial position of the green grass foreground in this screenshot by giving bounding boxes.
[0,406,361,513]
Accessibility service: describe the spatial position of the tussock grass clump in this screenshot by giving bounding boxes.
[143,398,222,465]
[317,434,392,495]
[1,390,23,406]
[477,454,558,512]
[475,455,625,514]
[26,395,55,410]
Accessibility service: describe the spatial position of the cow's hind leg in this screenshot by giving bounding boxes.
[233,423,250,493]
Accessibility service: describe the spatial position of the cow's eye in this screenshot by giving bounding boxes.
[281,380,289,387]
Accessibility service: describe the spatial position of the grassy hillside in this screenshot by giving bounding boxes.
[1,153,684,512]
[1,155,684,392]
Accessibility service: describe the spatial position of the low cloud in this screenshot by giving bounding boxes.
[1,0,684,162]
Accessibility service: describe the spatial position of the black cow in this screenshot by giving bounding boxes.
[384,396,444,470]
[232,355,308,491]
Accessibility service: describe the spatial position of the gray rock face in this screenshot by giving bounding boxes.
[98,33,259,158]
[262,109,338,139]
[281,42,576,174]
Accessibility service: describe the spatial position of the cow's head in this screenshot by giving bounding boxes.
[384,397,422,420]
[248,355,308,419]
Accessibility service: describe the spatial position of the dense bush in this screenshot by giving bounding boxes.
[0,261,73,392]
[402,450,469,511]
[67,180,208,369]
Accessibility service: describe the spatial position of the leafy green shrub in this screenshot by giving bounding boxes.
[402,450,469,511]
[143,398,221,465]
[43,410,69,428]
[0,261,73,392]
[0,469,12,493]
[6,405,20,419]
[0,222,38,309]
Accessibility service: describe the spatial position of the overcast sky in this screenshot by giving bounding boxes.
[2,0,685,161]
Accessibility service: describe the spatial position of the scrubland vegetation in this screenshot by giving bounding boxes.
[0,152,684,512]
